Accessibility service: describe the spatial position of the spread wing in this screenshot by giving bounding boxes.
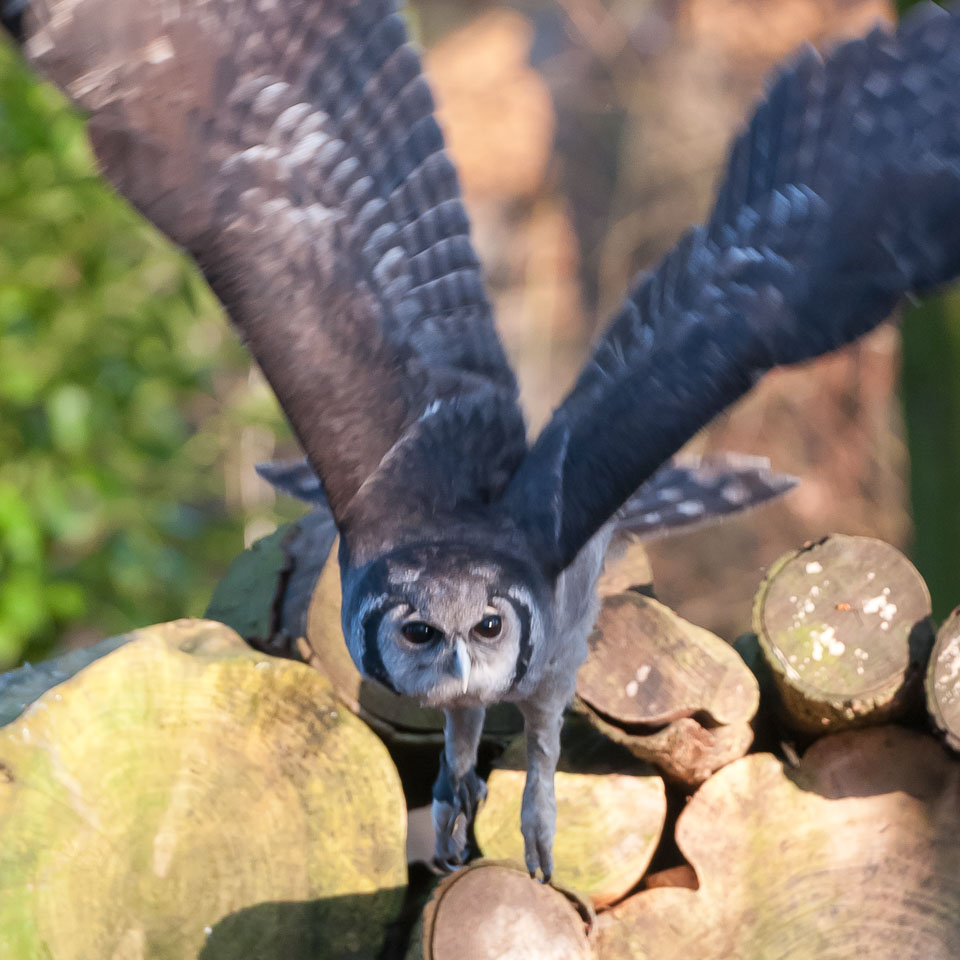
[14,0,524,535]
[508,2,960,573]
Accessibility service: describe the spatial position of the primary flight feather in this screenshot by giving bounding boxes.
[5,0,960,880]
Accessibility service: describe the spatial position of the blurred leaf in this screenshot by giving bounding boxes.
[0,37,293,668]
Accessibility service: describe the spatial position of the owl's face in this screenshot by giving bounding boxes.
[340,541,551,707]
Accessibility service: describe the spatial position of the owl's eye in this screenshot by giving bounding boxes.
[474,614,502,639]
[401,621,443,645]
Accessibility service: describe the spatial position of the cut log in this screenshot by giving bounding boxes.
[0,619,407,960]
[753,535,934,733]
[595,727,960,960]
[0,632,129,726]
[474,716,666,907]
[409,860,594,960]
[303,539,522,744]
[576,591,759,785]
[578,707,754,787]
[926,606,960,751]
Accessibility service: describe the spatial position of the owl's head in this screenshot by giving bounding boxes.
[339,538,552,707]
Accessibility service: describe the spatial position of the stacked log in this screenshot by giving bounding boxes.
[4,531,960,958]
[408,861,595,960]
[926,607,960,750]
[575,590,759,786]
[752,535,934,732]
[595,728,960,960]
[0,619,406,959]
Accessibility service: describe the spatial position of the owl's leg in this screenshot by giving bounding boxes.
[432,705,487,869]
[518,692,566,882]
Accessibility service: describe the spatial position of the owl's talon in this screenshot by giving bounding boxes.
[432,754,487,866]
[521,785,556,884]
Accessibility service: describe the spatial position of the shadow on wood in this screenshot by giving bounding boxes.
[197,891,407,960]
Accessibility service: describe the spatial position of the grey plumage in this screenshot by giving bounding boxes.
[7,0,960,880]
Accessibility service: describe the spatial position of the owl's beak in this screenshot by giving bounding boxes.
[452,637,471,694]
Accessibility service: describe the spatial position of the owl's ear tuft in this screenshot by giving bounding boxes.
[502,422,569,575]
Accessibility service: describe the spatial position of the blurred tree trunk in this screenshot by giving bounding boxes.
[895,0,960,620]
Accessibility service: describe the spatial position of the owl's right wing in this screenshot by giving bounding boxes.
[508,2,960,573]
[12,0,524,536]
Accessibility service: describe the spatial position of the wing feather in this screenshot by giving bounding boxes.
[17,0,522,530]
[514,3,960,572]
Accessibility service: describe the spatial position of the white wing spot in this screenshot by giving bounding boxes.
[805,561,823,574]
[721,481,750,505]
[676,500,705,517]
[417,399,443,422]
[657,487,682,502]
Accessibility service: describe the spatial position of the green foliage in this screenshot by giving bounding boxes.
[0,40,291,668]
[895,0,960,620]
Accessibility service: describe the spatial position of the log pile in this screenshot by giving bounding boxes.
[0,619,406,959]
[3,532,960,958]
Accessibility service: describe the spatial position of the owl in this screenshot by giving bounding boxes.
[6,0,960,881]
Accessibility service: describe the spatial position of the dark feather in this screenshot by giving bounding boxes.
[255,459,330,507]
[342,386,528,557]
[514,3,960,571]
[15,0,523,534]
[618,454,798,540]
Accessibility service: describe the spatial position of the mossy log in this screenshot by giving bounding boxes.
[205,510,337,657]
[576,591,759,785]
[0,632,130,726]
[0,619,407,960]
[595,727,960,960]
[474,717,666,907]
[303,538,522,745]
[926,606,960,751]
[753,535,934,733]
[409,860,594,960]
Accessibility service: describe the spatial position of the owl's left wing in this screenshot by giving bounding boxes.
[10,0,524,535]
[508,2,960,573]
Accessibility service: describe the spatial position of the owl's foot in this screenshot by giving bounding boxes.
[431,756,487,871]
[521,782,556,883]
